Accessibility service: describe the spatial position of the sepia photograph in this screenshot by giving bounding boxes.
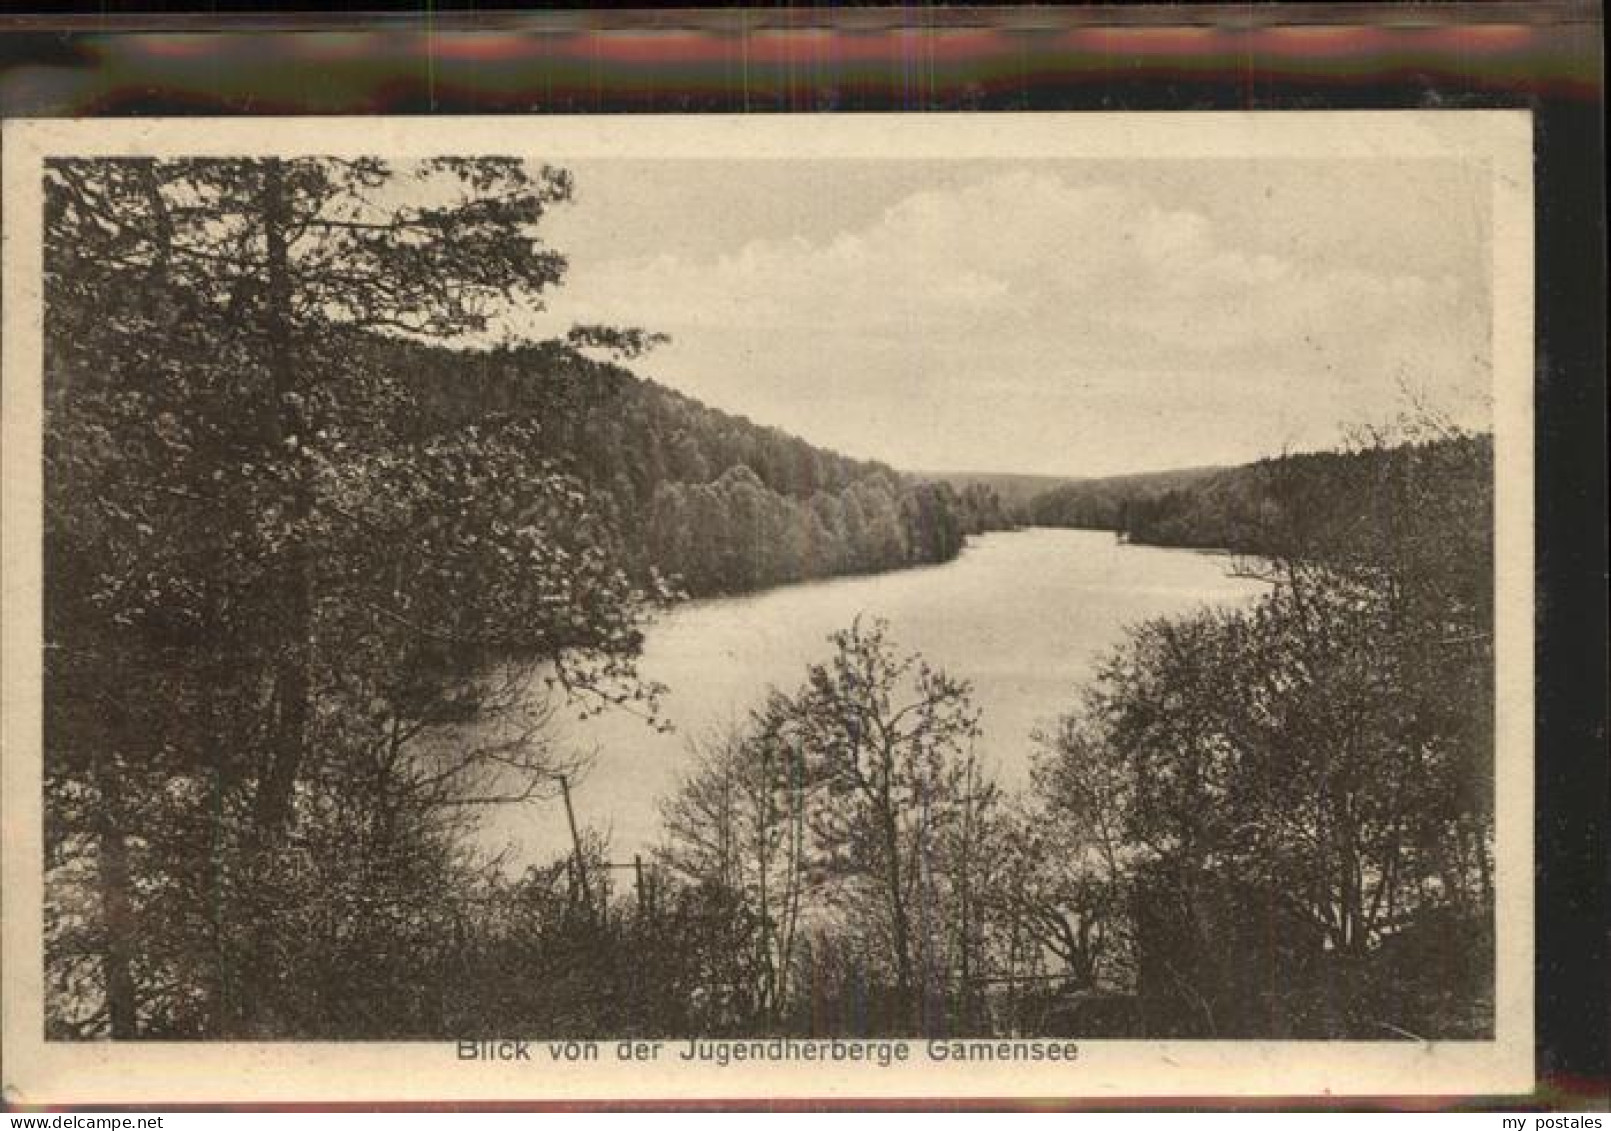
[1,112,1535,1102]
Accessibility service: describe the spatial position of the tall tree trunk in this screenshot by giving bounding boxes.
[87,709,140,1037]
[879,780,915,1029]
[253,157,312,839]
[97,807,139,1038]
[230,158,313,1038]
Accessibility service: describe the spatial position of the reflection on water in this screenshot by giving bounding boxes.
[476,527,1266,868]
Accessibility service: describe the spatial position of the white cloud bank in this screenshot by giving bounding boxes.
[537,168,1490,476]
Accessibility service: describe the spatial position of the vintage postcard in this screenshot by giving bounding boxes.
[2,112,1533,1103]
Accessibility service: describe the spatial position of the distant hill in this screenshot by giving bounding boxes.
[1026,437,1492,564]
[370,338,1014,596]
[1024,465,1231,534]
[909,471,1079,513]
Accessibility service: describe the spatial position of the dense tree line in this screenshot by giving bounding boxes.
[912,471,1073,515]
[1026,437,1491,563]
[386,338,1014,595]
[1025,465,1226,540]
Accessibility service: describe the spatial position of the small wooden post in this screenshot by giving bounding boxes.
[559,773,592,908]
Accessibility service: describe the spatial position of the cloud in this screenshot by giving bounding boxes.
[534,168,1490,473]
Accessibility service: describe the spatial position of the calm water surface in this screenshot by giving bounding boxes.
[480,528,1265,867]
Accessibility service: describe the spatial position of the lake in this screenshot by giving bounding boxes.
[477,527,1266,870]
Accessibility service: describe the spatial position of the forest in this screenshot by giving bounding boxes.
[1025,435,1492,563]
[391,337,1015,595]
[41,155,1493,1042]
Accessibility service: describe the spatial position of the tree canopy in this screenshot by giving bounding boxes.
[43,156,658,1036]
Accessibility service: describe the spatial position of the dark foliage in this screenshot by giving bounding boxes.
[1031,428,1495,1038]
[388,338,1015,596]
[41,154,1008,1040]
[1027,437,1492,565]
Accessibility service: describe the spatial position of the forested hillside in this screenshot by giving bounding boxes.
[912,470,1074,515]
[1027,436,1492,564]
[1025,465,1225,535]
[383,338,1013,596]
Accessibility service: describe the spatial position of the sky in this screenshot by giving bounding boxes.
[508,156,1493,478]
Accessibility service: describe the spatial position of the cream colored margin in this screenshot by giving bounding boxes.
[1,112,1534,1104]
